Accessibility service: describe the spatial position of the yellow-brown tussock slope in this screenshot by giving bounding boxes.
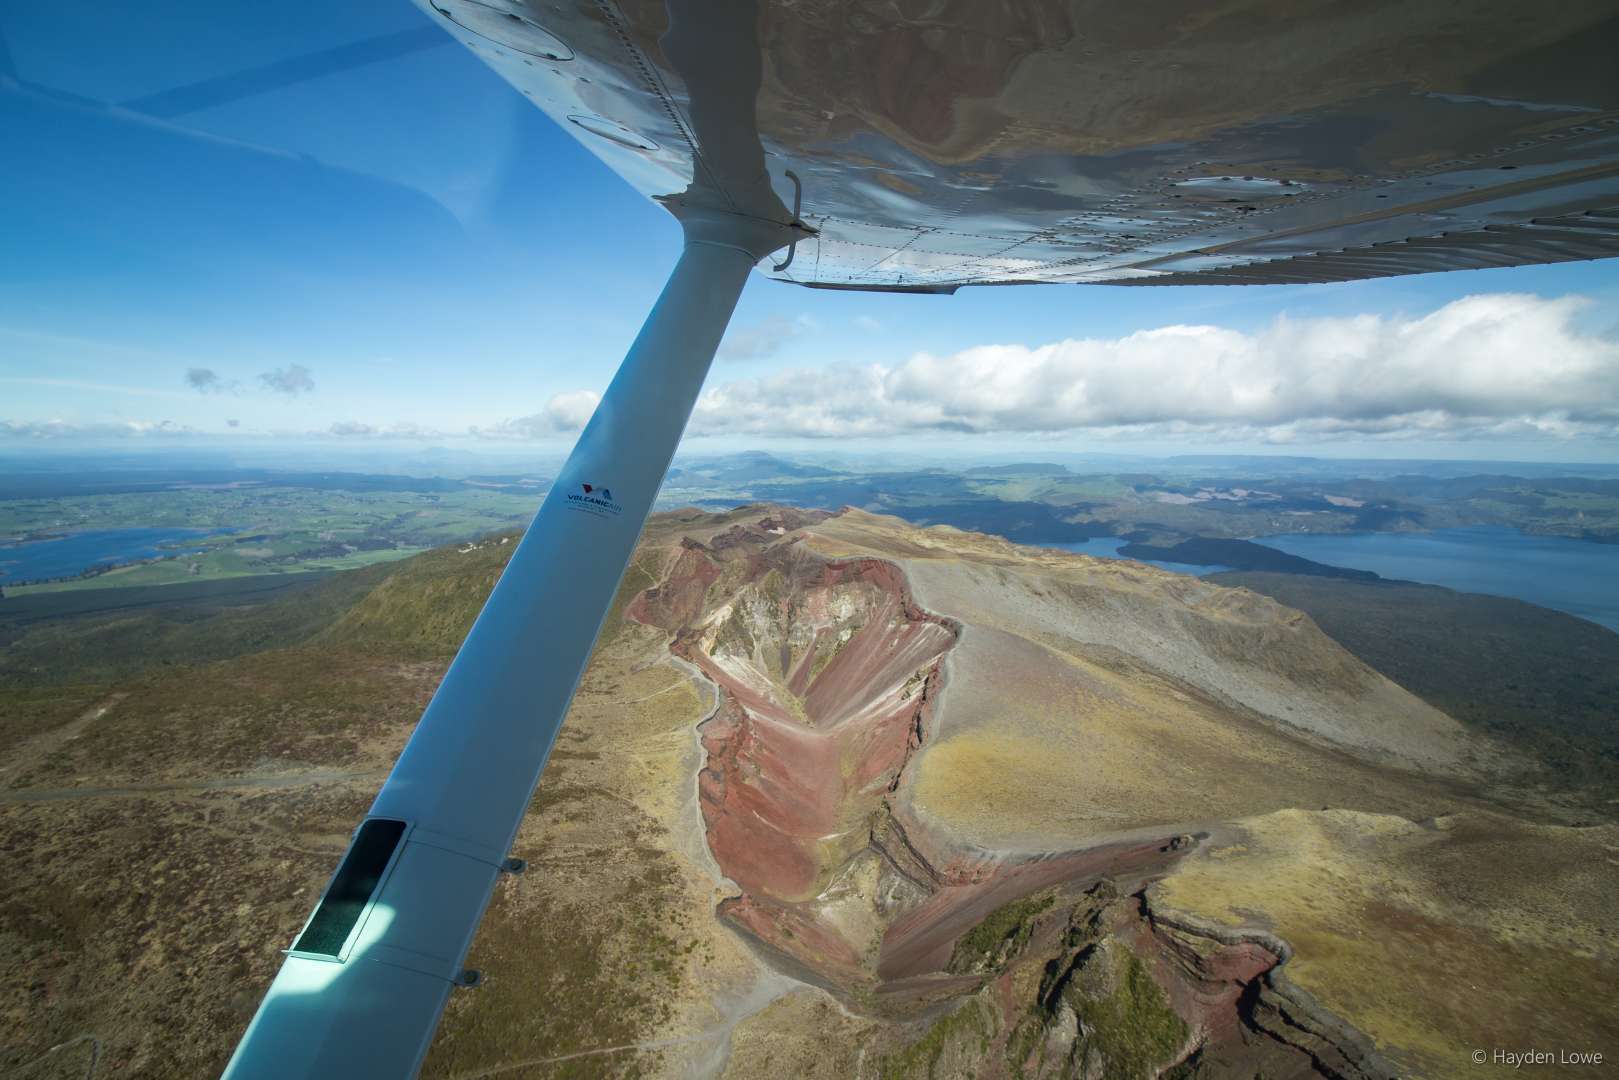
[1152,808,1619,1077]
[803,509,1492,851]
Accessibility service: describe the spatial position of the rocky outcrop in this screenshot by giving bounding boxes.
[627,538,720,629]
[998,883,1396,1080]
[1144,894,1399,1080]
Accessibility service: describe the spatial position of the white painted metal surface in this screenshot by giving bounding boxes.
[415,0,1619,290]
[222,210,792,1079]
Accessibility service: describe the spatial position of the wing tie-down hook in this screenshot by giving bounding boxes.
[773,170,810,273]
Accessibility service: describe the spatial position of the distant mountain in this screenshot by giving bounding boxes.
[1166,455,1619,480]
[673,451,838,481]
[1166,454,1324,468]
[962,462,1071,476]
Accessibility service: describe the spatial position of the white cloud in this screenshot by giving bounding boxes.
[259,363,315,395]
[471,390,602,439]
[684,294,1619,442]
[542,390,601,431]
[0,418,194,439]
[717,314,817,362]
[13,293,1616,450]
[326,420,445,439]
[853,315,883,333]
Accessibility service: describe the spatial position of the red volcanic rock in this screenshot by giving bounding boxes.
[628,526,963,981]
[627,516,1386,1077]
[689,557,956,904]
[627,539,720,630]
[876,832,1193,982]
[698,695,844,900]
[718,893,868,985]
[1126,910,1281,1046]
[705,509,828,554]
[757,508,833,533]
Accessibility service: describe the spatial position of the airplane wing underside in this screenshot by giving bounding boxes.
[416,0,1619,291]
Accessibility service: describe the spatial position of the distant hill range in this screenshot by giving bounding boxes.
[668,450,838,482]
[962,462,1071,476]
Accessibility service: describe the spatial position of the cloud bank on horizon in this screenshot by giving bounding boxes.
[685,293,1619,444]
[5,293,1617,448]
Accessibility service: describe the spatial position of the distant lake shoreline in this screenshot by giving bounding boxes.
[0,527,234,586]
[1254,526,1619,632]
[1053,526,1619,633]
[9,520,1616,634]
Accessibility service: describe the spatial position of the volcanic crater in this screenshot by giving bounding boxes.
[623,507,1615,1078]
[629,511,1210,1004]
[631,511,955,985]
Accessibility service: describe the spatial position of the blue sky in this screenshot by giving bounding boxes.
[3,2,1618,463]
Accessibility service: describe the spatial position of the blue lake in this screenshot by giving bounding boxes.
[1053,528,1619,633]
[1256,527,1619,632]
[0,527,231,585]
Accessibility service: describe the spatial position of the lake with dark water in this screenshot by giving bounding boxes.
[0,527,231,585]
[1256,527,1619,632]
[1049,526,1619,632]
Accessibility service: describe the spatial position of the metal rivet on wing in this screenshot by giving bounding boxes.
[567,115,659,152]
[431,0,574,62]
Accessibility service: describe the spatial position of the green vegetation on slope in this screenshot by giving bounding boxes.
[1213,572,1619,806]
[1061,941,1188,1080]
[319,534,517,654]
[948,891,1056,974]
[424,771,696,1080]
[880,997,995,1080]
[0,568,394,685]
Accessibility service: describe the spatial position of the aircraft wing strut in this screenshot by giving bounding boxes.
[223,208,797,1079]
